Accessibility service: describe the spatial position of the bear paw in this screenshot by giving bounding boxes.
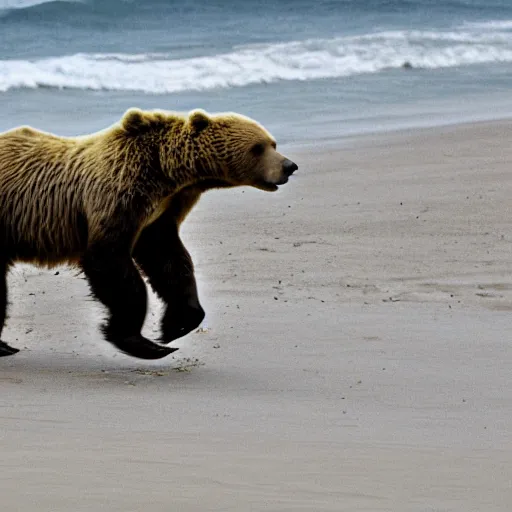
[160,303,206,344]
[0,340,20,357]
[108,334,178,360]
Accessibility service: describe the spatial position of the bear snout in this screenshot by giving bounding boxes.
[282,159,298,176]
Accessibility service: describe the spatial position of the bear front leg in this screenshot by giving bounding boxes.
[134,222,205,345]
[81,243,177,360]
[0,260,19,357]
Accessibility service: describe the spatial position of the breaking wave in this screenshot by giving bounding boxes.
[2,28,512,93]
[0,0,80,12]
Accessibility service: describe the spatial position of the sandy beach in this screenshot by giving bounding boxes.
[1,119,512,511]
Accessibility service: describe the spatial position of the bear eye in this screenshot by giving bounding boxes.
[251,143,265,156]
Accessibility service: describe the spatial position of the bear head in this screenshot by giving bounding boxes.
[120,108,298,192]
[186,109,298,192]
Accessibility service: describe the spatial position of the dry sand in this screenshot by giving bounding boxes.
[1,119,512,511]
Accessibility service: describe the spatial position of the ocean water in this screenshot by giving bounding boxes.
[2,0,512,144]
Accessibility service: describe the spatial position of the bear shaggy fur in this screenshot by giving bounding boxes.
[0,108,298,360]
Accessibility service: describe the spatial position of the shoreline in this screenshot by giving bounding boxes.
[283,113,512,152]
[4,86,512,151]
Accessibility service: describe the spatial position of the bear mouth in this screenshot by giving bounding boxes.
[253,179,280,192]
[275,175,290,186]
[256,175,289,192]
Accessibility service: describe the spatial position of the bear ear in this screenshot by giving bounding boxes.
[189,109,210,135]
[121,108,152,135]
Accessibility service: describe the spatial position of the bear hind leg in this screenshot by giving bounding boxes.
[0,259,19,357]
[81,245,177,360]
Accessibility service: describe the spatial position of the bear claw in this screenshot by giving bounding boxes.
[0,340,20,357]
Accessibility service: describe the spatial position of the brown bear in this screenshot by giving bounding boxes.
[0,108,298,360]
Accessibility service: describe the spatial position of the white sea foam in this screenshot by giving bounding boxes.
[0,0,67,8]
[2,28,512,94]
[461,19,512,31]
